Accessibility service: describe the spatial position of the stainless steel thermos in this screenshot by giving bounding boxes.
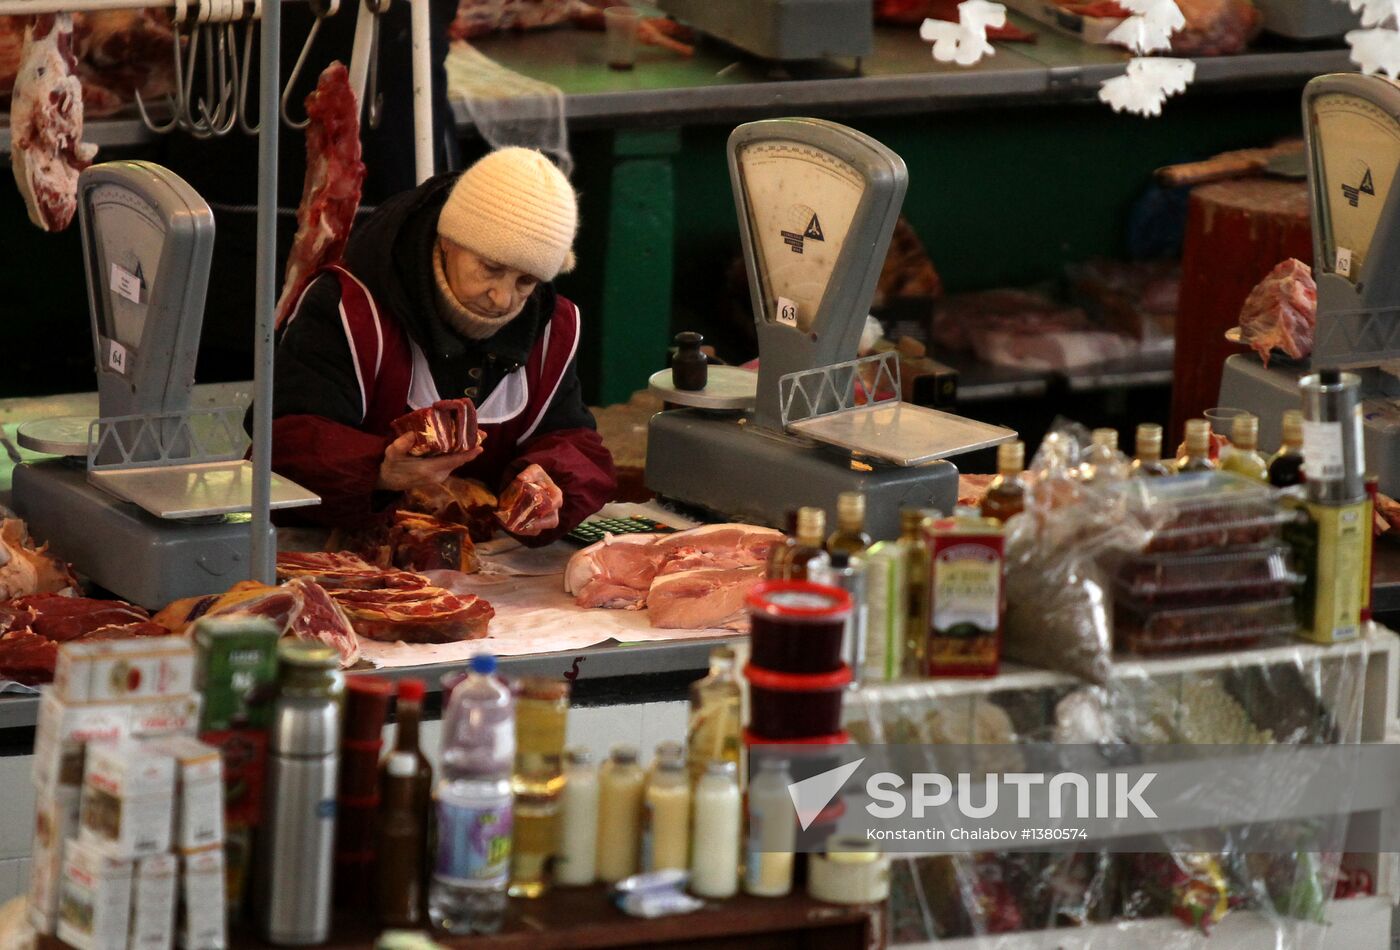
[261,641,343,945]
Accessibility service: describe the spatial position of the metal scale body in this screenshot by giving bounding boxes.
[12,161,317,609]
[646,119,1015,539]
[654,0,873,62]
[1220,74,1400,494]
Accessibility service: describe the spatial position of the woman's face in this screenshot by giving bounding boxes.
[440,240,539,320]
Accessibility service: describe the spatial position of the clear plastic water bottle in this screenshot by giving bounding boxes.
[430,654,515,935]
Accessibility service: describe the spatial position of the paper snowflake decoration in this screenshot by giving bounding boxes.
[1346,0,1400,29]
[1105,0,1186,53]
[920,1,1007,66]
[1347,27,1400,77]
[1098,57,1196,116]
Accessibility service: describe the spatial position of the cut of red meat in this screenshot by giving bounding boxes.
[1237,258,1316,367]
[156,579,361,667]
[0,16,23,96]
[282,577,361,663]
[389,511,479,574]
[0,593,167,683]
[0,518,76,600]
[647,566,765,631]
[391,399,481,457]
[403,477,499,542]
[275,61,366,326]
[0,631,58,685]
[276,551,429,591]
[10,13,98,231]
[495,465,559,535]
[330,585,493,643]
[9,594,150,642]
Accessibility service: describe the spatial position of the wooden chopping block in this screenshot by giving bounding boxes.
[1170,177,1312,439]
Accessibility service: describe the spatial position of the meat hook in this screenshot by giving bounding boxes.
[234,0,262,134]
[134,0,195,134]
[364,0,390,130]
[194,21,239,136]
[280,0,340,130]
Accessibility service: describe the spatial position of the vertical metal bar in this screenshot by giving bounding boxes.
[250,0,280,583]
[347,0,372,109]
[410,0,433,184]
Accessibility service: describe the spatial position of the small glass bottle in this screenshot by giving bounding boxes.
[595,745,645,884]
[641,748,691,873]
[897,509,932,678]
[1178,419,1217,473]
[1269,410,1307,488]
[981,441,1027,522]
[689,761,741,899]
[1080,428,1129,483]
[826,492,872,558]
[508,677,570,899]
[1131,423,1174,478]
[765,510,800,580]
[744,758,796,897]
[783,507,831,581]
[1221,413,1268,482]
[686,647,742,786]
[554,749,599,887]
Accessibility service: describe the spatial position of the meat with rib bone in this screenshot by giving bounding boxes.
[330,585,494,643]
[391,399,481,457]
[276,551,429,591]
[496,465,559,535]
[0,594,166,684]
[1238,258,1316,366]
[566,524,784,629]
[275,61,366,326]
[11,13,97,231]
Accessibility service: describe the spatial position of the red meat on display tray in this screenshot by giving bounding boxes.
[275,551,429,591]
[10,13,97,232]
[0,594,166,684]
[1237,258,1316,366]
[391,399,481,457]
[403,477,499,542]
[275,61,366,327]
[330,586,494,643]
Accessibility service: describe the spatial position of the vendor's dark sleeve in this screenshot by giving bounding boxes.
[271,274,392,527]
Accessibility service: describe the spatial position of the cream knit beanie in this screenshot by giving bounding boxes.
[436,148,578,282]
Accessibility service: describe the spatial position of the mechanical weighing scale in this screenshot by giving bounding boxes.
[646,119,1016,539]
[1220,74,1400,495]
[654,0,873,63]
[11,161,318,609]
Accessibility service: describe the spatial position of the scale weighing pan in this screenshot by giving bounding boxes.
[789,403,1014,466]
[648,366,757,410]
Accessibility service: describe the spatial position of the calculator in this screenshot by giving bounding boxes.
[567,516,679,545]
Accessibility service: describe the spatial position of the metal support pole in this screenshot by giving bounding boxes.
[250,0,281,583]
[411,0,433,184]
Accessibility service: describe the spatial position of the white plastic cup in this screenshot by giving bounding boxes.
[605,5,642,70]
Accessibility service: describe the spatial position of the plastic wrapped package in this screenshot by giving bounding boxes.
[1114,471,1292,554]
[843,632,1392,947]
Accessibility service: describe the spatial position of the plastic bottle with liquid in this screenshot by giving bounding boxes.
[689,761,741,899]
[595,745,646,883]
[981,441,1028,522]
[429,655,515,936]
[1221,413,1268,482]
[509,677,570,899]
[1270,410,1307,488]
[686,647,742,786]
[554,749,599,886]
[1177,419,1218,473]
[1131,423,1174,478]
[641,745,691,872]
[744,758,796,897]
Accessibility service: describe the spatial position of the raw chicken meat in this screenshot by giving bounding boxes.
[1237,259,1316,366]
[0,518,76,600]
[331,585,493,643]
[404,477,499,542]
[153,579,362,667]
[496,464,560,535]
[391,399,480,457]
[275,62,366,327]
[566,524,784,630]
[0,594,166,684]
[11,14,98,232]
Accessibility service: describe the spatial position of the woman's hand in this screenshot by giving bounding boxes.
[376,432,482,492]
[498,464,563,536]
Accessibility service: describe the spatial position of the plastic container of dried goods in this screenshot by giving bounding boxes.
[1114,596,1297,656]
[1114,544,1302,605]
[745,664,852,740]
[1117,471,1289,553]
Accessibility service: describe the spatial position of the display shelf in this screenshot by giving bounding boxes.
[452,23,1353,132]
[898,893,1390,950]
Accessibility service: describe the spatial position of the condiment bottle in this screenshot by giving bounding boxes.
[376,752,425,928]
[509,678,569,898]
[1269,410,1306,488]
[1080,428,1129,483]
[595,745,645,883]
[1131,423,1174,478]
[672,332,708,392]
[1221,413,1268,482]
[897,509,932,678]
[826,492,871,558]
[765,510,801,580]
[387,679,432,911]
[261,641,343,946]
[782,507,831,581]
[744,758,796,897]
[861,537,906,682]
[641,746,690,872]
[981,441,1027,522]
[554,749,599,887]
[1177,419,1217,473]
[686,647,741,786]
[689,761,741,899]
[810,552,867,684]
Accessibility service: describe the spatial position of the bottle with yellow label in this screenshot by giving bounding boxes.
[924,514,1004,678]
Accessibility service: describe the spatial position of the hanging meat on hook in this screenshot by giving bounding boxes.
[275,61,366,326]
[10,13,97,231]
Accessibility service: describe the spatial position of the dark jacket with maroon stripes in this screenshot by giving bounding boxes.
[271,173,616,545]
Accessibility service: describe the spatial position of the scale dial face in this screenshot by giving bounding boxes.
[1311,91,1400,282]
[88,183,165,358]
[736,140,866,332]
